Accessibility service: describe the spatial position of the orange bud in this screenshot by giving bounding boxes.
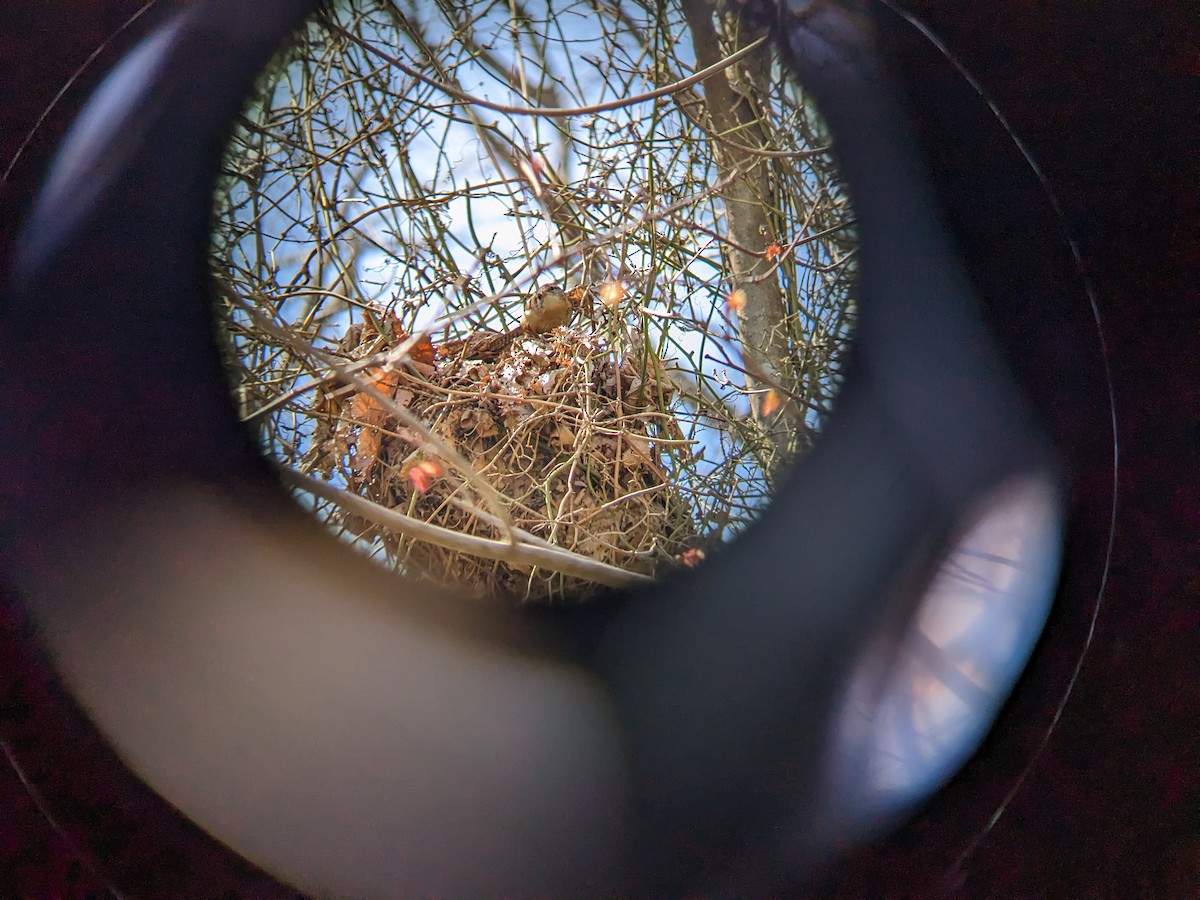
[407,458,442,494]
[598,280,625,309]
[726,289,747,314]
[760,388,783,418]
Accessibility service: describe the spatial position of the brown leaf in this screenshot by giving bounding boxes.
[568,284,597,315]
[551,423,576,449]
[532,368,563,395]
[348,432,378,474]
[407,334,436,366]
[342,367,402,474]
[621,433,657,470]
[364,366,401,398]
[460,409,499,438]
[593,435,618,459]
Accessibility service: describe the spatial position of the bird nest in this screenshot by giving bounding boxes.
[303,313,698,603]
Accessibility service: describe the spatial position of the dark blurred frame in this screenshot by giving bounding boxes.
[0,1,1195,897]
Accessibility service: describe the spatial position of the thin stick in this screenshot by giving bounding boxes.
[284,468,652,589]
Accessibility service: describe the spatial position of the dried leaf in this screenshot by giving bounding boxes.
[568,284,596,315]
[551,423,576,448]
[461,409,499,438]
[622,433,657,470]
[348,435,377,474]
[364,366,401,398]
[341,367,402,475]
[346,371,397,428]
[407,334,436,366]
[533,369,561,394]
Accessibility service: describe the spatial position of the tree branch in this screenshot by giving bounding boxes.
[283,468,653,590]
[325,17,768,119]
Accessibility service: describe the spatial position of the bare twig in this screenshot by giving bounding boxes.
[284,468,653,589]
[326,19,769,119]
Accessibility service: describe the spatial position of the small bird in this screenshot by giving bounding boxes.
[437,284,576,360]
[520,283,572,334]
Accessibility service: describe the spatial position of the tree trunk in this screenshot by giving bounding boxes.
[679,0,799,473]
